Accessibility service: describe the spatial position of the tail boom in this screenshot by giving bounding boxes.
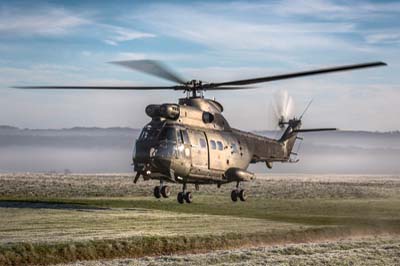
[237,118,337,167]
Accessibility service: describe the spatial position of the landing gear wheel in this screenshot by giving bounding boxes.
[177,192,184,204]
[184,192,193,203]
[231,189,238,202]
[239,189,247,201]
[161,186,171,198]
[153,186,161,199]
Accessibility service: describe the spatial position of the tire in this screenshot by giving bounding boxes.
[177,192,185,204]
[161,186,171,198]
[153,186,161,199]
[239,189,247,201]
[231,190,238,202]
[184,192,193,203]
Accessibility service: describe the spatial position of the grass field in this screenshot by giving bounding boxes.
[57,237,400,266]
[0,173,400,265]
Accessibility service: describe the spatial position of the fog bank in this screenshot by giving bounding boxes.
[0,126,399,174]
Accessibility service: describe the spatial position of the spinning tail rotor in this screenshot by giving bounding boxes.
[270,90,295,130]
[274,94,337,144]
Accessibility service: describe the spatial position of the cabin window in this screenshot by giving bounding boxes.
[199,138,207,149]
[210,140,217,150]
[231,143,238,153]
[217,141,223,151]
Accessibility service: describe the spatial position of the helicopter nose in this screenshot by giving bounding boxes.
[152,155,172,170]
[149,146,170,168]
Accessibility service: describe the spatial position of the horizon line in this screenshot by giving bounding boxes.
[1,124,399,134]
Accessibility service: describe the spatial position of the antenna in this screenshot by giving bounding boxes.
[299,99,313,120]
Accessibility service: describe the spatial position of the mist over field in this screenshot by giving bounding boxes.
[0,125,399,174]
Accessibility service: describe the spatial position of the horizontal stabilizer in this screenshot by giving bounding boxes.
[294,128,337,133]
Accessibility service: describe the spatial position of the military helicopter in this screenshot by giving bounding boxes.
[15,60,386,204]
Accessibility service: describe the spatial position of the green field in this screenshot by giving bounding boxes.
[57,237,400,266]
[0,174,400,265]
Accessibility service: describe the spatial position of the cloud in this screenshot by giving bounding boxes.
[0,1,398,131]
[126,0,400,59]
[273,0,400,20]
[0,65,87,86]
[365,32,400,44]
[0,5,155,46]
[130,2,369,54]
[0,7,89,36]
[102,25,155,46]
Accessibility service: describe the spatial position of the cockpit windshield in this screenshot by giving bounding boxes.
[158,126,177,142]
[138,124,161,141]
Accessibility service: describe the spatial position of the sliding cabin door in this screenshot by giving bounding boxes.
[187,130,209,170]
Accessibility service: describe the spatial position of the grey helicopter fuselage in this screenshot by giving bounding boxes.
[133,96,299,186]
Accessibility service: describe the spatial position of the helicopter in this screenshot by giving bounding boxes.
[15,60,386,204]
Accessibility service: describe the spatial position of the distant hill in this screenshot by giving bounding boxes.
[0,125,141,132]
[0,125,19,130]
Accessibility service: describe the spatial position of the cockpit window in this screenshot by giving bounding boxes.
[159,127,177,142]
[180,130,190,144]
[138,125,160,141]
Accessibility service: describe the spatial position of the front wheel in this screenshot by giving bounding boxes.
[184,192,193,203]
[161,186,171,198]
[177,192,184,204]
[153,186,161,199]
[231,189,238,202]
[239,189,247,201]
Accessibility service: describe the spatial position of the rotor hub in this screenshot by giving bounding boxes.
[184,80,206,98]
[186,80,203,88]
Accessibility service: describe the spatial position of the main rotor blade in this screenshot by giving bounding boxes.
[210,61,387,87]
[203,86,255,90]
[13,85,254,91]
[109,60,187,85]
[13,85,184,90]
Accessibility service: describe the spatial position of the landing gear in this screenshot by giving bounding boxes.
[177,183,193,204]
[154,180,170,199]
[153,186,161,199]
[184,192,193,203]
[231,182,247,202]
[239,189,247,201]
[161,185,171,198]
[231,189,238,202]
[177,192,185,204]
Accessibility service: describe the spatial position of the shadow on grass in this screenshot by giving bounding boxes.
[3,196,400,229]
[0,199,110,211]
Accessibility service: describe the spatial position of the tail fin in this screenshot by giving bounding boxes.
[278,119,302,161]
[278,118,337,161]
[279,118,302,143]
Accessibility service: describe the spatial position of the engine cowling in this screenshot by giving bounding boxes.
[160,104,180,120]
[145,104,161,118]
[145,104,180,120]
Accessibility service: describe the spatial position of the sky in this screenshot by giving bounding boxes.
[0,0,399,131]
